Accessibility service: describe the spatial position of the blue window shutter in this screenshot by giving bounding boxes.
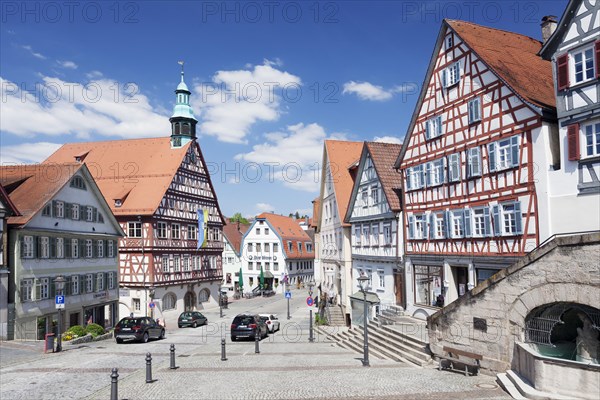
[440,159,446,183]
[405,168,412,191]
[408,216,414,240]
[437,116,443,136]
[483,206,491,237]
[428,214,434,239]
[425,121,430,140]
[514,201,523,235]
[444,210,451,238]
[418,165,425,188]
[426,163,432,187]
[474,148,481,176]
[511,135,520,167]
[492,205,500,236]
[488,143,496,172]
[423,215,429,239]
[442,69,447,88]
[456,63,461,81]
[464,208,472,238]
[456,210,464,238]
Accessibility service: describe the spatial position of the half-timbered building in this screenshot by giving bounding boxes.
[316,140,363,324]
[1,163,123,340]
[44,69,225,322]
[395,19,557,318]
[345,142,403,323]
[539,0,600,234]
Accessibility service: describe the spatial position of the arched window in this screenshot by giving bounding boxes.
[182,123,190,135]
[162,292,177,310]
[174,123,181,135]
[198,288,210,303]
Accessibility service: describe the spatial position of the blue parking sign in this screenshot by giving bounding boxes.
[55,295,65,309]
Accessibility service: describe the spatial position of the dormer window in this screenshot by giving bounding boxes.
[70,176,87,190]
[114,199,122,208]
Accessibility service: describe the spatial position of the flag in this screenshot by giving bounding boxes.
[238,267,244,294]
[197,209,208,249]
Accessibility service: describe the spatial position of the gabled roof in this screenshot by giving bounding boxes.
[539,0,581,59]
[448,20,555,110]
[345,141,403,222]
[43,137,225,222]
[320,140,363,228]
[257,213,314,260]
[395,19,556,168]
[0,163,122,234]
[0,163,81,225]
[0,183,20,217]
[223,222,250,256]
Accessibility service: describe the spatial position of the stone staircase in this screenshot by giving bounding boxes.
[326,305,346,326]
[377,304,405,325]
[319,320,433,367]
[497,370,575,400]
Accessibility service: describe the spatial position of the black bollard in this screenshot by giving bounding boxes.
[221,338,227,361]
[145,352,154,383]
[169,344,178,369]
[255,329,260,354]
[110,368,119,400]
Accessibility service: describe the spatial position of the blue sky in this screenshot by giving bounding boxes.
[0,1,567,218]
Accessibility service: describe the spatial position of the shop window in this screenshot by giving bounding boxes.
[414,265,442,307]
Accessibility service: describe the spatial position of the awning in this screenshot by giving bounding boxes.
[349,291,380,304]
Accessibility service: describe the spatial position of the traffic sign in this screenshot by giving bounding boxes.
[55,295,65,309]
[306,296,314,307]
[285,291,291,299]
[149,302,156,309]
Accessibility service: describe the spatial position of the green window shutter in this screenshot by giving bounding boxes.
[104,272,109,289]
[52,200,58,217]
[65,203,72,219]
[33,236,39,259]
[81,275,87,293]
[92,274,97,292]
[65,239,72,259]
[19,236,25,258]
[104,240,109,258]
[50,279,56,298]
[93,208,98,222]
[19,280,25,301]
[50,237,56,258]
[79,240,85,259]
[93,240,98,258]
[35,279,41,300]
[64,278,71,296]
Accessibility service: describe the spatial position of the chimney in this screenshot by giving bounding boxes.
[541,16,557,43]
[237,221,240,232]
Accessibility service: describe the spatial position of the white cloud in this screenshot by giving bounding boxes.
[0,142,62,165]
[22,45,46,60]
[57,60,78,69]
[256,203,274,213]
[373,136,402,144]
[86,70,103,79]
[192,60,301,144]
[343,81,393,101]
[235,122,347,192]
[0,76,168,139]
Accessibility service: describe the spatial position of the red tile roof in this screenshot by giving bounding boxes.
[447,20,555,110]
[1,163,82,225]
[324,140,363,227]
[44,138,224,222]
[258,213,314,260]
[223,222,250,255]
[366,142,403,211]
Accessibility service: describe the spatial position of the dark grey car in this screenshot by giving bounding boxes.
[230,314,268,341]
[114,317,165,343]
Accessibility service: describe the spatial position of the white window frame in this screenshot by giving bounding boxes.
[97,240,104,258]
[183,256,190,271]
[56,237,64,259]
[40,237,50,259]
[472,207,489,238]
[431,212,446,239]
[446,34,453,50]
[187,225,197,240]
[171,223,180,240]
[425,115,443,139]
[85,239,93,258]
[571,45,595,85]
[39,277,50,300]
[410,214,427,240]
[370,185,379,206]
[96,273,104,291]
[426,159,444,187]
[362,225,370,246]
[72,238,79,258]
[502,204,518,235]
[273,243,278,252]
[448,153,461,182]
[583,121,600,158]
[468,97,481,124]
[21,278,34,301]
[467,147,482,178]
[156,222,167,239]
[55,201,64,218]
[162,256,170,273]
[23,236,34,258]
[488,136,519,172]
[371,223,380,246]
[361,188,369,208]
[443,62,461,88]
[378,270,385,288]
[86,206,93,222]
[449,210,465,239]
[133,298,141,311]
[72,204,80,220]
[108,241,114,258]
[108,272,115,290]
[265,228,269,235]
[383,223,392,245]
[85,273,93,293]
[71,275,79,295]
[173,256,180,272]
[128,222,142,238]
[354,226,361,246]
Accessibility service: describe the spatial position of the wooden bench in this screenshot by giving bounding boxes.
[438,346,482,376]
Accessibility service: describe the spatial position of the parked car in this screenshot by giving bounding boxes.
[230,314,268,341]
[178,311,207,328]
[114,317,165,344]
[259,314,280,333]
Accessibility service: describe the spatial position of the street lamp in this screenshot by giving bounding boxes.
[307,279,315,343]
[54,275,66,353]
[219,283,223,318]
[357,274,370,367]
[148,285,156,319]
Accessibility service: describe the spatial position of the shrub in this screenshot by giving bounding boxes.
[86,323,105,337]
[67,325,86,337]
[62,332,75,341]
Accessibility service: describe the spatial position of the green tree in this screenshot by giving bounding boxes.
[229,212,249,224]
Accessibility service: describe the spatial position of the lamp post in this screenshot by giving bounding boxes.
[307,279,315,343]
[357,274,370,367]
[219,283,223,318]
[54,275,66,353]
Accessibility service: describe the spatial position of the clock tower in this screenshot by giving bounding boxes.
[169,61,198,148]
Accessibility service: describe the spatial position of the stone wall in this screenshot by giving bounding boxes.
[427,232,600,374]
